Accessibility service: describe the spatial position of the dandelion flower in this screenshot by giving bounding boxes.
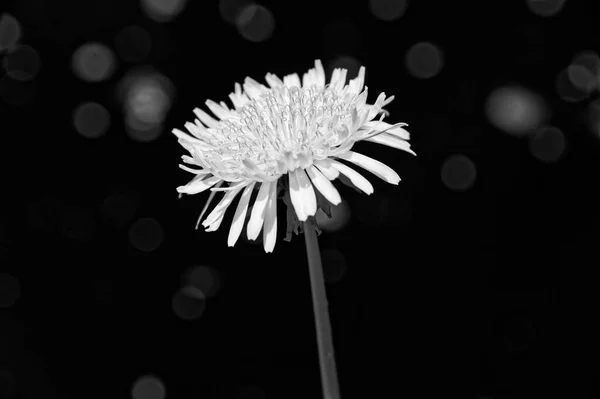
[173,59,415,253]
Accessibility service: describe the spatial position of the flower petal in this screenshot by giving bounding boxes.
[193,107,220,129]
[335,151,400,185]
[203,184,245,231]
[315,59,326,88]
[329,160,374,194]
[177,175,221,195]
[205,99,232,120]
[306,165,341,205]
[262,182,278,253]
[228,182,255,247]
[289,169,317,221]
[265,73,284,89]
[247,181,273,240]
[362,120,410,140]
[283,73,301,88]
[364,133,416,156]
[243,77,268,99]
[313,159,340,180]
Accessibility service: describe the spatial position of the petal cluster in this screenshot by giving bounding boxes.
[174,60,415,252]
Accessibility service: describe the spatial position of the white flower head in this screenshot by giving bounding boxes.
[173,59,415,252]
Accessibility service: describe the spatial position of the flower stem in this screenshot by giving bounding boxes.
[304,218,340,399]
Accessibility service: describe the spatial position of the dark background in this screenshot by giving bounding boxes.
[1,0,599,398]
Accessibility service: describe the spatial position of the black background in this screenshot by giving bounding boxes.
[1,0,599,398]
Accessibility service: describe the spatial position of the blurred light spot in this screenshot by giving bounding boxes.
[26,196,63,233]
[128,217,164,252]
[115,25,152,63]
[567,51,600,93]
[441,154,477,191]
[0,273,20,308]
[369,0,409,22]
[324,18,361,56]
[2,44,40,81]
[529,126,566,163]
[59,206,97,242]
[321,248,347,283]
[73,101,111,139]
[219,0,254,25]
[183,265,222,298]
[0,368,18,399]
[555,68,590,103]
[236,4,275,43]
[525,0,567,17]
[235,384,266,399]
[315,200,351,232]
[327,55,361,81]
[172,286,206,320]
[132,375,166,399]
[141,0,188,22]
[118,67,174,142]
[72,42,116,82]
[0,13,21,52]
[0,74,36,105]
[485,86,546,135]
[101,185,139,228]
[405,42,444,79]
[586,99,600,139]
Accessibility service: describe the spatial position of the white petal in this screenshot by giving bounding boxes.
[362,120,410,140]
[306,165,341,205]
[329,160,374,195]
[314,60,326,88]
[243,77,268,99]
[283,73,301,88]
[265,73,283,88]
[193,107,220,128]
[289,169,317,221]
[205,99,231,120]
[172,128,203,144]
[364,133,416,155]
[229,82,250,109]
[247,181,272,240]
[336,151,400,184]
[262,182,277,253]
[177,175,221,195]
[313,159,340,180]
[179,164,210,175]
[227,183,255,247]
[203,184,245,231]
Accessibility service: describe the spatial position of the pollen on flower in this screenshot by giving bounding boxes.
[173,59,415,252]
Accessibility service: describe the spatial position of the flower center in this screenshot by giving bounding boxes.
[207,84,367,180]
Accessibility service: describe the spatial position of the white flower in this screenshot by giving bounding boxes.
[173,60,415,253]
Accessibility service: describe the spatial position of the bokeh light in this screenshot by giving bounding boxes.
[115,25,152,63]
[128,217,164,252]
[118,67,174,142]
[0,74,36,105]
[0,273,21,308]
[101,185,140,229]
[2,44,41,81]
[441,154,477,192]
[321,248,347,283]
[182,265,222,298]
[405,41,444,79]
[236,4,275,43]
[528,126,566,163]
[235,384,266,399]
[172,286,206,321]
[566,50,599,96]
[140,0,189,22]
[73,101,111,139]
[72,42,117,83]
[485,85,546,136]
[525,0,568,17]
[132,375,166,399]
[369,0,409,22]
[58,205,97,242]
[219,0,254,25]
[0,13,21,52]
[315,199,351,232]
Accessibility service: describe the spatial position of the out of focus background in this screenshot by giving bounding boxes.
[1,0,599,398]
